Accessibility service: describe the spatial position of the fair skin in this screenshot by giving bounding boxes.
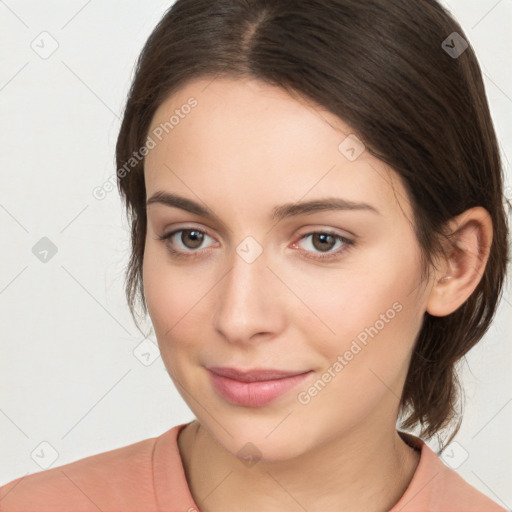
[142,77,492,512]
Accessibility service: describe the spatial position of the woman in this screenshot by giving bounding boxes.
[1,0,508,510]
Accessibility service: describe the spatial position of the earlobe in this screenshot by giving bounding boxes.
[426,207,493,317]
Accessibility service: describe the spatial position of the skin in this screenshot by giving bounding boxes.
[142,77,493,512]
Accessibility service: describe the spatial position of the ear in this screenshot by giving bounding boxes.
[426,207,493,317]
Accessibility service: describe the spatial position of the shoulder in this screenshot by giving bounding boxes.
[429,461,506,511]
[0,434,160,512]
[392,432,507,512]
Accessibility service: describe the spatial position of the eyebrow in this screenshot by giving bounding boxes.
[146,191,380,222]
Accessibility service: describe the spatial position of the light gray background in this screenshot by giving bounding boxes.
[1,0,511,507]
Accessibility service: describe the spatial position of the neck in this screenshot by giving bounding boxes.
[178,414,420,512]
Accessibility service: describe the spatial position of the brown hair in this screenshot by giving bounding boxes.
[115,0,509,449]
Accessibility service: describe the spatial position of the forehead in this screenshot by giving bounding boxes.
[144,77,411,222]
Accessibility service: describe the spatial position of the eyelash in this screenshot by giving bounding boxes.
[157,228,354,262]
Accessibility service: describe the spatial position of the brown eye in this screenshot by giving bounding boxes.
[294,231,354,262]
[180,229,204,249]
[311,233,336,252]
[158,228,215,257]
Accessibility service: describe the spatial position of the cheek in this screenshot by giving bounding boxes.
[292,276,423,435]
[294,258,421,338]
[142,243,212,359]
[289,240,426,385]
[143,247,173,332]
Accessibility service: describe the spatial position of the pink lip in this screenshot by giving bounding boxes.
[207,367,313,407]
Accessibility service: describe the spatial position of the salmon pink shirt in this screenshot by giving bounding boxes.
[0,422,506,511]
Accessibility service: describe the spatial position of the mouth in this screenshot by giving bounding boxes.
[206,366,314,407]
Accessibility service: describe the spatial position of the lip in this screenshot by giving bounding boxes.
[207,366,313,407]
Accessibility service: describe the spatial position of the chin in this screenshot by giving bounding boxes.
[201,413,316,464]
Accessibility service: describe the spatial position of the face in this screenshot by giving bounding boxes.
[143,77,432,461]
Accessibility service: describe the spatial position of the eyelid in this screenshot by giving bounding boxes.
[295,225,354,240]
[159,222,215,238]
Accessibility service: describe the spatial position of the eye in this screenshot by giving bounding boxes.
[157,227,354,262]
[292,231,354,261]
[157,228,216,258]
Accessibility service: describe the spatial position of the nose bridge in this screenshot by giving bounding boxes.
[213,236,280,342]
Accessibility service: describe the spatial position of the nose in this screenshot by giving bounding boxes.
[212,241,286,345]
